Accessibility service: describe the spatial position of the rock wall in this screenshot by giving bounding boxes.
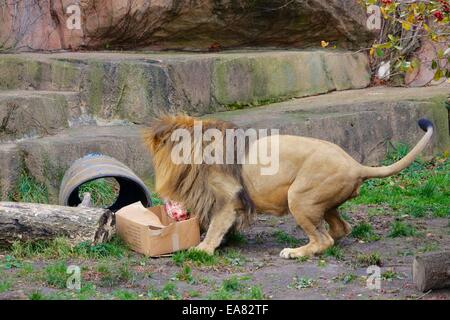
[0,0,375,52]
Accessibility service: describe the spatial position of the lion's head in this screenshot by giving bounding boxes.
[143,114,254,230]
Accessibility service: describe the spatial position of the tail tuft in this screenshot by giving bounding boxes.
[418,118,433,132]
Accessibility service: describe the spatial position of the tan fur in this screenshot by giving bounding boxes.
[143,115,433,258]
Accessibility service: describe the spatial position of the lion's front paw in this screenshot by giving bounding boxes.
[193,242,215,255]
[280,247,308,259]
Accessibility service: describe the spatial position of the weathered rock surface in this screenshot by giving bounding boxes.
[0,51,371,124]
[0,91,84,142]
[211,84,450,165]
[0,0,375,52]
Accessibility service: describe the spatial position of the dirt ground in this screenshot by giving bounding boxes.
[1,203,449,300]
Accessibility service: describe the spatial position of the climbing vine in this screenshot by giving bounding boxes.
[364,0,450,83]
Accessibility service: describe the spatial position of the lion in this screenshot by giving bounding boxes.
[143,115,434,259]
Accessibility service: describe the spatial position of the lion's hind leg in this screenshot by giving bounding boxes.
[324,208,351,241]
[280,184,334,259]
[280,203,334,259]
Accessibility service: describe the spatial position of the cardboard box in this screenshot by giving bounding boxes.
[115,202,200,257]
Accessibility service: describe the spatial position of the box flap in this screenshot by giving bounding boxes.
[115,202,166,229]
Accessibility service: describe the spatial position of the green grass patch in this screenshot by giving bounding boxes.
[96,260,134,287]
[187,290,201,298]
[322,245,344,260]
[174,265,195,284]
[226,231,248,245]
[208,276,264,300]
[10,170,48,203]
[382,270,400,281]
[351,223,380,242]
[288,276,315,289]
[10,236,128,259]
[0,279,12,293]
[78,178,119,208]
[113,289,139,300]
[296,256,309,263]
[172,249,218,267]
[341,274,357,284]
[28,290,45,300]
[77,282,97,300]
[43,261,68,289]
[220,248,247,266]
[147,282,181,300]
[273,230,300,246]
[388,220,417,238]
[356,252,382,267]
[317,259,327,267]
[347,149,449,218]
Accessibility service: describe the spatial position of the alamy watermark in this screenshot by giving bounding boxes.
[66,4,82,30]
[66,265,81,291]
[170,121,280,175]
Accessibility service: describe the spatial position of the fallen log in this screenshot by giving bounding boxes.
[413,251,450,292]
[0,202,115,245]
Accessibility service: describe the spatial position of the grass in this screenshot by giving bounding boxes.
[172,249,217,267]
[113,289,139,300]
[273,230,300,246]
[174,265,195,284]
[351,222,380,242]
[356,252,382,267]
[388,220,417,238]
[28,291,45,300]
[10,236,128,260]
[322,245,344,260]
[341,274,357,284]
[208,276,264,300]
[0,279,12,293]
[220,248,247,266]
[296,256,310,263]
[346,148,449,218]
[78,178,119,208]
[226,231,248,245]
[77,283,97,300]
[147,282,181,300]
[10,170,48,203]
[382,270,400,281]
[97,260,134,287]
[288,276,315,289]
[43,261,68,289]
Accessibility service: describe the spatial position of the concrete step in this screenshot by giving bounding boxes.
[0,51,370,123]
[0,90,88,142]
[211,84,450,165]
[0,124,152,201]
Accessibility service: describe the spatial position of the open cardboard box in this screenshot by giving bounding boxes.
[115,202,200,257]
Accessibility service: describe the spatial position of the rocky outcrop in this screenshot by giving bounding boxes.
[0,0,375,52]
[0,51,371,123]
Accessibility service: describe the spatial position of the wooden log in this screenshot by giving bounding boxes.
[413,251,450,292]
[0,202,115,245]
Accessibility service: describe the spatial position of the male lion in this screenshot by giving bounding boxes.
[143,115,433,259]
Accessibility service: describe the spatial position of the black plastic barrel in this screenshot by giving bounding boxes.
[59,154,152,212]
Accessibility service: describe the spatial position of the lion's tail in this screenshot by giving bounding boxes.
[360,119,434,179]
